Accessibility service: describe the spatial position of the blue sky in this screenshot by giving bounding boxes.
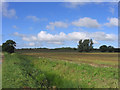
[2,2,118,48]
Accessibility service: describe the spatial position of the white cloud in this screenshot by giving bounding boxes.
[13,32,37,41]
[47,41,63,45]
[29,42,35,46]
[2,3,17,18]
[37,31,66,42]
[31,36,37,41]
[12,25,18,29]
[46,21,68,30]
[13,32,25,37]
[63,0,118,9]
[89,32,117,41]
[92,40,99,44]
[64,2,86,8]
[104,17,118,27]
[72,17,101,28]
[22,36,37,41]
[22,37,31,41]
[13,31,117,46]
[67,32,88,40]
[64,0,117,8]
[1,0,6,2]
[26,16,40,22]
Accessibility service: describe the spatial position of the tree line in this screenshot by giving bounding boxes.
[77,39,115,52]
[1,39,119,53]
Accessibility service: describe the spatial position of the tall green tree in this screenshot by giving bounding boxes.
[2,40,16,53]
[78,40,83,52]
[89,39,94,51]
[78,39,94,52]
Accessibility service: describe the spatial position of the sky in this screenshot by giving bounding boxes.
[1,2,119,49]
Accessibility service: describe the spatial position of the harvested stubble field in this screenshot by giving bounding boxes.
[2,52,119,88]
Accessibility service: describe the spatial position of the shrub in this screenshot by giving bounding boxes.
[99,45,108,52]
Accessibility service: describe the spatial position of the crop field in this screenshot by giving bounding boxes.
[23,52,118,68]
[2,52,118,88]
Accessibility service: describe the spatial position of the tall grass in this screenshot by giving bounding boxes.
[2,53,118,88]
[2,53,48,88]
[33,57,118,88]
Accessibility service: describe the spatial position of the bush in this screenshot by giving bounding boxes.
[108,46,114,52]
[99,45,108,52]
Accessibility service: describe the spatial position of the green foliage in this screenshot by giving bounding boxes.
[99,45,108,52]
[108,46,114,52]
[2,53,118,88]
[34,56,118,88]
[99,45,114,52]
[78,39,93,52]
[78,40,83,52]
[2,53,49,88]
[89,39,94,50]
[2,40,16,53]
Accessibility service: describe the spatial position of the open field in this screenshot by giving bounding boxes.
[0,52,2,89]
[23,52,118,68]
[2,52,118,88]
